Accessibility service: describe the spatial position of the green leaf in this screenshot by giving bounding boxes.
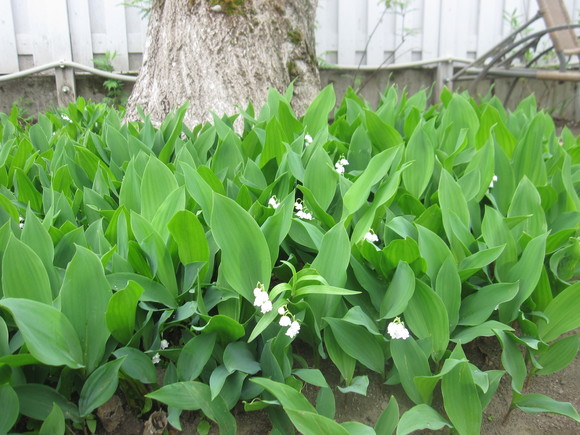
[311,223,350,287]
[538,281,580,342]
[285,409,350,435]
[512,392,580,422]
[512,114,548,185]
[114,347,158,384]
[148,382,236,434]
[417,225,453,282]
[304,147,337,211]
[14,384,80,423]
[0,298,83,369]
[223,341,260,375]
[439,169,470,245]
[324,327,356,385]
[380,261,415,319]
[396,404,451,435]
[303,84,335,136]
[250,377,316,413]
[168,209,209,265]
[435,257,461,330]
[441,349,482,435]
[0,384,18,434]
[343,146,401,216]
[404,280,449,362]
[260,117,286,167]
[403,123,435,198]
[499,232,548,322]
[459,282,519,326]
[107,273,177,308]
[211,193,271,301]
[293,369,330,389]
[141,155,178,221]
[365,110,403,152]
[177,333,217,381]
[324,318,385,374]
[495,330,526,393]
[106,280,144,344]
[458,245,505,281]
[374,396,398,435]
[451,320,514,344]
[390,337,432,404]
[60,246,112,372]
[316,387,336,419]
[535,334,579,375]
[39,403,65,435]
[337,375,369,395]
[79,357,125,417]
[2,235,52,304]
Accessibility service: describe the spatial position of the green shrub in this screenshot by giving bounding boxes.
[0,85,578,434]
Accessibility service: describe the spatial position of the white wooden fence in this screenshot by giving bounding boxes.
[1,0,580,75]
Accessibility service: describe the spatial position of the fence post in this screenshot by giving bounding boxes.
[55,63,77,107]
[434,59,454,102]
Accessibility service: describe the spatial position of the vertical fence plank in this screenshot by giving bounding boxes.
[67,0,93,67]
[337,0,357,65]
[103,0,129,70]
[422,0,442,59]
[316,0,339,64]
[0,0,19,73]
[365,1,387,65]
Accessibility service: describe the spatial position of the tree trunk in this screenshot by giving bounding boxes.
[125,0,320,127]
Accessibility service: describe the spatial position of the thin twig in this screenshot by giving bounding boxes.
[353,6,390,87]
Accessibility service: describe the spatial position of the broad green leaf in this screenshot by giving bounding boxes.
[324,318,385,374]
[0,384,18,434]
[537,281,580,342]
[39,403,65,435]
[343,146,401,216]
[403,123,434,198]
[341,421,376,435]
[324,327,356,385]
[2,235,52,304]
[223,341,260,375]
[304,147,337,211]
[151,186,185,239]
[391,337,432,404]
[251,377,316,412]
[495,330,526,393]
[293,369,330,389]
[451,321,513,344]
[177,333,217,381]
[114,347,158,384]
[79,357,125,417]
[285,409,350,435]
[512,392,580,422]
[365,110,403,152]
[435,257,461,330]
[404,280,449,362]
[14,384,80,423]
[337,375,369,395]
[168,210,209,265]
[141,155,178,221]
[374,396,398,435]
[0,298,83,369]
[60,246,112,372]
[106,280,143,344]
[14,168,42,211]
[512,114,548,185]
[439,169,470,245]
[459,282,519,326]
[441,350,482,435]
[196,315,245,343]
[211,193,271,301]
[107,273,177,308]
[417,225,453,282]
[507,177,546,238]
[316,387,336,419]
[458,245,505,281]
[396,404,451,435]
[260,117,286,167]
[380,261,415,319]
[303,84,335,136]
[311,223,350,287]
[499,232,548,322]
[535,334,579,375]
[439,94,479,154]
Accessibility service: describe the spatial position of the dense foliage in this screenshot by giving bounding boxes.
[0,85,579,434]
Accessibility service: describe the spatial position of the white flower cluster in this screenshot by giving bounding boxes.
[304,134,313,146]
[335,156,349,174]
[253,282,272,314]
[387,317,410,340]
[268,196,280,209]
[160,339,169,350]
[278,306,301,338]
[152,353,161,364]
[489,175,498,189]
[294,200,312,220]
[18,216,24,229]
[364,229,379,243]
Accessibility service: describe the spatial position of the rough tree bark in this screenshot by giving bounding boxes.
[125,0,320,127]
